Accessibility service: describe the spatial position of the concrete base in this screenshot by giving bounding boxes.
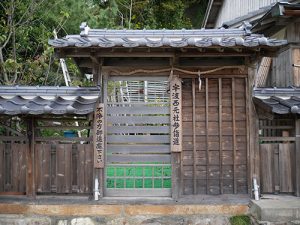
[250,195,300,223]
[0,195,249,225]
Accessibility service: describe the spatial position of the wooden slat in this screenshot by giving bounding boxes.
[107,125,170,134]
[232,78,237,194]
[107,135,170,144]
[259,137,296,142]
[36,126,91,130]
[0,144,4,192]
[77,144,85,193]
[0,136,27,141]
[293,48,300,87]
[107,106,169,114]
[192,79,197,194]
[205,78,209,194]
[56,144,72,193]
[35,137,92,142]
[260,144,274,193]
[35,144,51,193]
[256,57,272,87]
[218,78,223,194]
[296,119,300,196]
[11,144,19,192]
[279,143,294,193]
[107,145,170,154]
[107,116,169,124]
[107,154,171,163]
[109,76,169,81]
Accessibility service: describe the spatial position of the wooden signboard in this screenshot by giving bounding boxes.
[170,76,182,152]
[94,103,105,168]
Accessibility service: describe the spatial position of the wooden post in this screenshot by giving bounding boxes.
[26,117,35,198]
[295,119,300,196]
[248,63,260,197]
[192,79,197,194]
[170,76,182,199]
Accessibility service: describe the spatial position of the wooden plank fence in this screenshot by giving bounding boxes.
[182,77,248,195]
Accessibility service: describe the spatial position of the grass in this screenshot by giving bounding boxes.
[106,164,171,189]
[229,215,251,225]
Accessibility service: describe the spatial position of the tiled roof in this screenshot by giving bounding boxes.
[0,86,100,115]
[253,88,300,114]
[48,23,287,49]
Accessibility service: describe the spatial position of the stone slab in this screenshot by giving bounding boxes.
[250,195,300,222]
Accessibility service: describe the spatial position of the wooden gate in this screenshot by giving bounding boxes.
[260,143,295,193]
[0,141,27,194]
[182,77,248,195]
[35,143,93,194]
[105,77,171,197]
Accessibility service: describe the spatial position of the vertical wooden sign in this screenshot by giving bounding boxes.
[170,76,182,152]
[94,103,105,168]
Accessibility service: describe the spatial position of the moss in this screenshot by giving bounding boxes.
[230,215,251,225]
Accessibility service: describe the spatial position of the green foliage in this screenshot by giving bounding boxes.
[230,215,251,225]
[0,0,208,86]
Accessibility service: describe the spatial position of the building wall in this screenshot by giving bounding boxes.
[215,0,280,28]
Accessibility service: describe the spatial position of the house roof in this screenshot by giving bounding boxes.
[252,2,300,36]
[253,87,300,114]
[48,23,287,49]
[222,5,273,29]
[0,86,100,115]
[202,0,224,28]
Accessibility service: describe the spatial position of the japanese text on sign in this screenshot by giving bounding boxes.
[94,103,104,168]
[170,77,182,152]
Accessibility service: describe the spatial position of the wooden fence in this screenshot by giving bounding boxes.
[181,77,248,195]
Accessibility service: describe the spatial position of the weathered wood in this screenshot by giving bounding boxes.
[107,154,170,163]
[35,137,92,142]
[293,48,300,87]
[26,118,35,197]
[107,144,170,154]
[107,135,170,144]
[248,65,259,197]
[107,125,170,134]
[170,76,182,153]
[192,78,197,194]
[94,103,105,168]
[107,116,169,124]
[218,78,223,194]
[260,144,274,193]
[107,106,169,114]
[0,144,4,192]
[295,119,300,196]
[172,152,181,200]
[56,144,72,193]
[256,57,272,87]
[232,78,237,194]
[35,144,52,193]
[279,143,294,193]
[259,137,296,142]
[205,78,210,194]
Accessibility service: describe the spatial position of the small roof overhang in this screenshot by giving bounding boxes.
[0,86,101,116]
[253,87,300,115]
[252,2,300,36]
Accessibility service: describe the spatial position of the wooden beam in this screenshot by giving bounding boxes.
[232,78,237,194]
[248,65,260,197]
[205,78,209,194]
[256,57,272,87]
[172,152,181,200]
[218,78,223,194]
[26,118,35,198]
[295,118,300,196]
[192,79,197,194]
